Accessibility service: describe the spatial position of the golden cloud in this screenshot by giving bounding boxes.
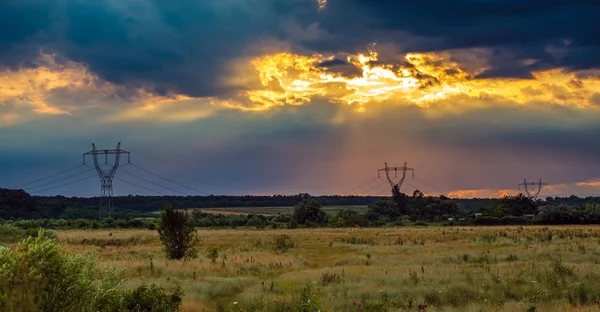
[447,179,600,198]
[4,48,600,127]
[242,49,600,114]
[0,53,104,117]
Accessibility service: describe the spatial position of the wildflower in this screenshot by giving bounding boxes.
[233,302,238,305]
[354,301,362,307]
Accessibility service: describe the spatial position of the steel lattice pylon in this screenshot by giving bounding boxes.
[377,162,414,191]
[83,142,130,218]
[518,178,548,200]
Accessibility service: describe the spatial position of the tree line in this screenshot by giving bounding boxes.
[3,187,600,226]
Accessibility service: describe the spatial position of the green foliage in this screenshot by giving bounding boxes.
[0,224,26,243]
[0,188,38,219]
[0,230,118,311]
[293,199,327,225]
[80,235,153,248]
[245,215,266,229]
[157,204,198,260]
[334,209,365,227]
[338,236,377,245]
[288,218,298,229]
[391,185,408,216]
[536,203,600,225]
[491,194,537,217]
[365,199,398,222]
[473,216,500,225]
[207,247,219,263]
[273,234,296,252]
[320,272,342,285]
[122,284,183,312]
[0,230,183,312]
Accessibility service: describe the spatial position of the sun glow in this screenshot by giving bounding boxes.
[244,49,600,112]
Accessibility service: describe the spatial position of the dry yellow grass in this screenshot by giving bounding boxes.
[56,225,600,311]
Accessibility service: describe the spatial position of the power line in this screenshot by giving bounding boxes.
[358,179,388,195]
[412,176,447,195]
[9,164,87,189]
[114,176,166,196]
[119,168,188,195]
[339,177,380,195]
[25,167,96,192]
[29,173,98,195]
[128,163,209,195]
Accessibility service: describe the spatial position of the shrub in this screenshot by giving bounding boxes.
[289,218,298,229]
[0,230,123,311]
[473,216,500,225]
[292,199,327,225]
[157,204,198,260]
[0,224,25,243]
[273,234,296,252]
[122,284,183,312]
[0,230,183,312]
[207,248,219,263]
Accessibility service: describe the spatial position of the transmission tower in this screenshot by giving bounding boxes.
[378,162,414,191]
[518,178,548,200]
[83,142,130,218]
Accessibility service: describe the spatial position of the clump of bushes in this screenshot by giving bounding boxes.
[0,230,183,312]
[273,234,296,252]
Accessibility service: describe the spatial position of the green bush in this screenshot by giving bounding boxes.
[0,229,183,312]
[122,284,183,312]
[0,230,123,312]
[288,218,298,229]
[273,234,296,252]
[157,204,198,260]
[0,224,25,243]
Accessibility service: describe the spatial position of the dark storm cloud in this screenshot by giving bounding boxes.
[313,0,600,76]
[0,0,323,97]
[2,0,600,98]
[0,0,57,69]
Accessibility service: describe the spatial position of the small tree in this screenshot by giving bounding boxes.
[293,199,327,225]
[391,184,408,216]
[157,205,198,260]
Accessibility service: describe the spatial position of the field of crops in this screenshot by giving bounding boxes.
[52,225,600,311]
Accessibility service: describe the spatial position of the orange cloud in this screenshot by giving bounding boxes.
[4,48,600,127]
[0,53,103,117]
[241,48,600,114]
[446,179,600,199]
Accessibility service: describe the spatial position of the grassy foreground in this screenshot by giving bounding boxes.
[54,226,600,311]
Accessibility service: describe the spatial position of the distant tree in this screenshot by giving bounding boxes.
[335,209,365,227]
[391,185,408,216]
[492,194,537,217]
[293,199,327,224]
[0,188,37,219]
[157,204,198,260]
[365,199,398,221]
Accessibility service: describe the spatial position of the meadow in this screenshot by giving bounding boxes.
[44,225,600,311]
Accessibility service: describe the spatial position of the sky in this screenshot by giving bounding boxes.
[1,0,600,198]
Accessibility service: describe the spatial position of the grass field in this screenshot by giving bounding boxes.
[154,205,368,216]
[46,225,600,311]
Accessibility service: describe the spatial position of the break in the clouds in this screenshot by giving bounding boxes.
[1,0,600,198]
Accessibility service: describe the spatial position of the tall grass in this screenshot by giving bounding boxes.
[50,226,600,311]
